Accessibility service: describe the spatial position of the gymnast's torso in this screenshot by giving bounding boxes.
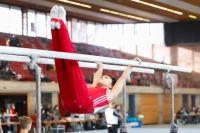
[88,87,110,113]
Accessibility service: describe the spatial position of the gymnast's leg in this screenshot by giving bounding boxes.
[50,6,93,113]
[50,5,71,109]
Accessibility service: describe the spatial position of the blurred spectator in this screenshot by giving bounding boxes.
[65,112,71,117]
[136,74,150,86]
[197,107,200,123]
[161,56,165,64]
[6,35,21,47]
[186,107,191,114]
[45,104,54,121]
[40,104,46,122]
[176,107,187,124]
[31,110,36,129]
[10,103,18,121]
[0,61,8,80]
[46,64,54,71]
[145,80,150,86]
[196,107,200,114]
[0,61,3,79]
[3,62,16,80]
[137,75,141,86]
[52,105,61,120]
[126,110,131,118]
[10,103,18,133]
[189,107,198,124]
[189,107,197,114]
[52,105,61,127]
[1,110,10,133]
[126,78,133,85]
[84,114,96,131]
[76,122,83,132]
[41,71,50,82]
[65,112,73,132]
[0,116,2,133]
[96,110,107,130]
[115,105,122,128]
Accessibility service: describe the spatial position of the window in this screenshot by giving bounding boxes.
[71,18,78,43]
[150,23,164,45]
[111,24,124,50]
[102,24,113,48]
[67,19,71,40]
[22,11,27,36]
[28,10,36,37]
[87,21,95,44]
[135,23,150,45]
[123,24,136,54]
[9,6,22,35]
[46,14,51,39]
[94,23,103,46]
[36,12,46,37]
[78,20,87,43]
[0,4,9,33]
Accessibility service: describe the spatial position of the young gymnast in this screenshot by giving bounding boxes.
[50,5,142,114]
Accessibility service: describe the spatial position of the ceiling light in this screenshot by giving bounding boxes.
[100,8,150,22]
[131,0,183,15]
[58,0,91,8]
[189,15,197,19]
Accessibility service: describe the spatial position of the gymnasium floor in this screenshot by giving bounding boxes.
[74,124,200,133]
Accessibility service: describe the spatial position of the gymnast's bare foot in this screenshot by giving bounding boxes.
[50,5,58,30]
[55,6,66,29]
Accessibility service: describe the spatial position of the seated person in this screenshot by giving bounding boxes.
[41,71,50,82]
[176,107,187,124]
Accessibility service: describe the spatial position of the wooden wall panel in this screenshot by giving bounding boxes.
[163,94,178,123]
[140,94,158,124]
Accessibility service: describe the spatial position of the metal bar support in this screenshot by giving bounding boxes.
[120,77,128,133]
[165,69,178,133]
[30,55,41,133]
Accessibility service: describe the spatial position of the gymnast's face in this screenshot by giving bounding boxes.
[99,75,112,89]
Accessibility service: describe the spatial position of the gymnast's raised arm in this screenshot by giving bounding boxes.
[107,57,142,102]
[91,62,104,87]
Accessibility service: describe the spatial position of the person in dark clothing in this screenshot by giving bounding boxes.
[40,104,46,131]
[65,112,73,132]
[115,105,122,128]
[45,104,54,121]
[41,73,50,82]
[3,62,16,80]
[0,61,8,80]
[83,120,96,131]
[41,104,46,122]
[176,107,187,124]
[7,35,21,47]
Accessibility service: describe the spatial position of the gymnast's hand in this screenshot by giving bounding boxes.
[95,62,104,68]
[133,57,142,65]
